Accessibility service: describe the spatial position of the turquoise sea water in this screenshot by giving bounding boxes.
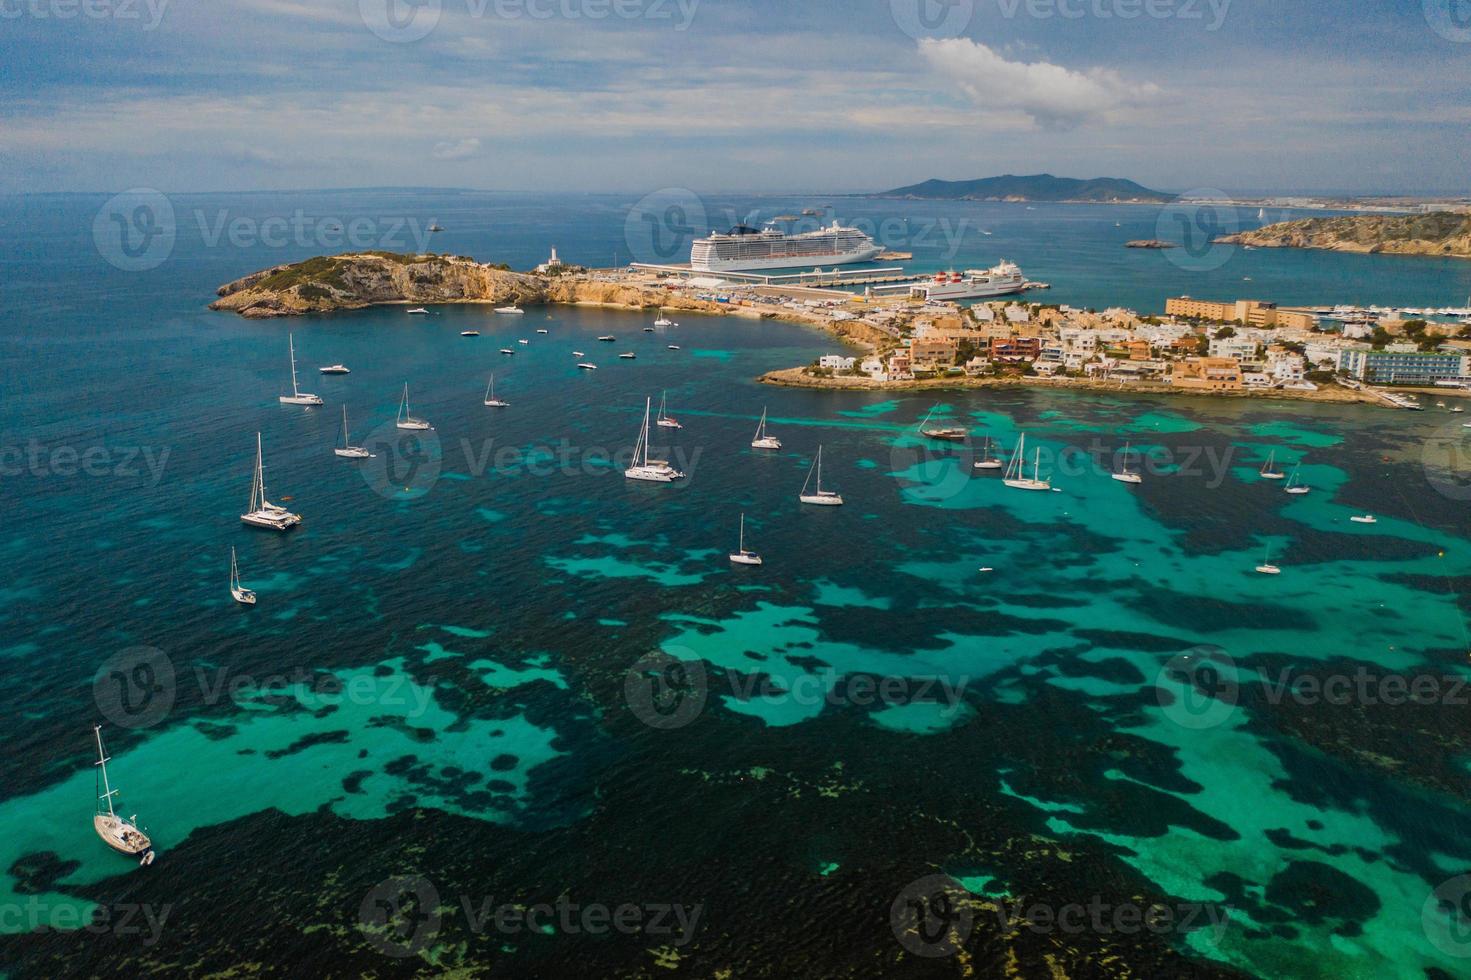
[1,191,1470,977]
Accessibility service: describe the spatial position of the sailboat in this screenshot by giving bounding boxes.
[972,436,1003,470]
[656,391,681,429]
[624,397,684,483]
[728,513,763,566]
[92,726,155,866]
[654,309,674,327]
[1255,545,1281,575]
[229,546,257,605]
[751,408,782,450]
[1257,208,1267,221]
[799,445,843,505]
[240,433,301,530]
[1002,434,1051,491]
[483,374,509,408]
[1260,450,1285,480]
[396,383,431,430]
[1111,441,1143,484]
[278,334,323,405]
[335,405,372,458]
[1284,463,1310,495]
[919,404,967,442]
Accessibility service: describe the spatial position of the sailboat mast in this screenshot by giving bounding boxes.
[94,726,116,817]
[739,514,745,551]
[288,334,300,396]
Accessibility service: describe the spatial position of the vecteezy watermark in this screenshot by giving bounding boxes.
[624,188,708,265]
[624,649,971,730]
[1156,189,1238,273]
[1155,646,1239,731]
[1424,873,1471,958]
[891,875,976,957]
[358,875,703,958]
[1424,0,1471,43]
[1422,420,1471,501]
[0,0,171,29]
[192,209,440,254]
[0,440,170,485]
[93,646,437,730]
[92,188,176,272]
[995,0,1231,30]
[0,899,172,946]
[889,0,975,40]
[360,0,699,43]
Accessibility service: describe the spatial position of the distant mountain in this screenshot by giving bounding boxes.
[877,174,1175,204]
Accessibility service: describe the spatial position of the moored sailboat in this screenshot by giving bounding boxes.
[1260,450,1285,480]
[229,546,257,605]
[92,726,155,866]
[1285,463,1310,495]
[656,391,681,429]
[396,383,432,430]
[751,407,782,450]
[728,513,763,566]
[240,433,302,530]
[1111,441,1143,484]
[483,374,509,408]
[972,436,1003,470]
[1002,434,1051,491]
[799,445,843,505]
[335,405,373,458]
[278,334,323,405]
[624,397,685,483]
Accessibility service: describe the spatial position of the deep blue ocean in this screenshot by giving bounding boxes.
[1,190,1470,978]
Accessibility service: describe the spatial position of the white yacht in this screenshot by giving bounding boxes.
[625,397,684,483]
[1350,515,1377,524]
[619,352,637,360]
[751,408,782,450]
[728,514,763,566]
[407,308,430,315]
[229,546,257,605]
[799,445,843,505]
[241,433,301,530]
[495,306,525,315]
[319,364,350,375]
[1260,450,1285,480]
[396,384,431,430]
[577,362,598,371]
[461,330,480,337]
[1112,442,1143,484]
[668,345,681,351]
[656,391,681,429]
[278,334,323,405]
[500,348,516,356]
[335,405,373,458]
[92,726,155,866]
[536,328,549,334]
[973,436,1003,470]
[1003,434,1051,491]
[483,374,509,408]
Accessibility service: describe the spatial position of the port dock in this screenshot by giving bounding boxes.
[630,263,914,289]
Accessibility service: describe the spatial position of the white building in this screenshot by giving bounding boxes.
[1209,337,1260,361]
[1267,351,1306,383]
[818,355,856,371]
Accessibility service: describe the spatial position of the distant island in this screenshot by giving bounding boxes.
[1125,240,1178,249]
[1217,211,1471,259]
[876,174,1175,204]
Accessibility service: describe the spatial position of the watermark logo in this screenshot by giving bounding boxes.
[93,188,175,272]
[891,875,975,957]
[624,649,708,730]
[360,0,442,42]
[890,0,974,39]
[624,188,707,265]
[0,899,172,945]
[1422,420,1471,501]
[94,646,176,730]
[360,420,444,501]
[1155,646,1238,730]
[1425,0,1471,43]
[994,0,1230,30]
[0,440,170,485]
[1425,874,1471,957]
[359,875,443,958]
[1156,189,1237,272]
[0,0,171,29]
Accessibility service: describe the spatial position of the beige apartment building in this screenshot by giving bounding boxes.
[1166,297,1316,331]
[1171,356,1245,390]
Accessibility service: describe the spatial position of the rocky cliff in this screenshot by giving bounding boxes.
[1217,212,1471,259]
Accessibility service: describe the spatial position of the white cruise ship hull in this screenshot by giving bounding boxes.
[692,245,882,273]
[912,275,1026,301]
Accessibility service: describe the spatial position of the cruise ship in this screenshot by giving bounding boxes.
[877,261,1027,302]
[689,222,882,272]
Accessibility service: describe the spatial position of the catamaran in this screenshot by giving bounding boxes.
[751,408,782,450]
[625,397,684,483]
[93,725,155,866]
[973,436,1003,470]
[728,513,763,565]
[1285,463,1310,495]
[1255,545,1281,575]
[1003,434,1051,491]
[278,334,323,405]
[1112,441,1143,484]
[335,405,372,458]
[799,445,843,505]
[919,405,967,442]
[241,433,301,530]
[396,383,431,430]
[656,391,681,429]
[484,374,509,408]
[229,546,257,605]
[654,310,674,327]
[1260,450,1285,480]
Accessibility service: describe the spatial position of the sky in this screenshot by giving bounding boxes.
[2,0,1469,195]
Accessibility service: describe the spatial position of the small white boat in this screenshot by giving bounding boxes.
[241,433,301,530]
[335,405,373,459]
[407,308,430,315]
[536,328,549,334]
[1003,434,1051,491]
[1350,515,1377,524]
[1452,406,1465,414]
[1255,545,1281,575]
[1111,441,1143,484]
[625,396,684,483]
[518,339,530,345]
[278,334,323,405]
[319,364,350,375]
[499,348,516,355]
[229,546,257,605]
[461,330,480,337]
[573,350,586,357]
[597,335,616,342]
[1260,450,1285,480]
[799,445,843,505]
[577,362,598,370]
[495,306,525,315]
[668,345,681,351]
[728,513,762,565]
[619,352,637,360]
[655,391,681,429]
[484,374,509,408]
[396,383,431,430]
[92,726,154,866]
[973,436,1003,470]
[1284,464,1310,495]
[751,407,782,450]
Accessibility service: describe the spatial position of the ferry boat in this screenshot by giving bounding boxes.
[690,222,881,272]
[884,262,1026,302]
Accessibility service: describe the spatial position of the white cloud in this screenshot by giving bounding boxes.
[431,138,481,161]
[918,38,1160,130]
